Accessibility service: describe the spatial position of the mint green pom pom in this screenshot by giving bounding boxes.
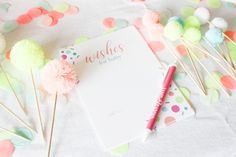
[184,16,201,29]
[164,21,184,41]
[10,40,45,72]
[183,27,202,43]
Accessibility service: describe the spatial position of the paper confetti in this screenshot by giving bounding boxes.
[204,72,223,89]
[220,75,236,89]
[0,72,23,93]
[11,128,33,147]
[176,44,188,56]
[111,143,129,155]
[148,41,165,53]
[179,87,191,100]
[53,2,70,13]
[0,140,15,157]
[133,17,144,30]
[174,72,187,81]
[207,88,220,103]
[37,1,52,11]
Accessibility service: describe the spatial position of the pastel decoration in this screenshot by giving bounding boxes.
[142,10,160,27]
[59,46,80,64]
[148,41,165,53]
[115,19,129,29]
[168,91,174,96]
[205,72,223,89]
[176,44,188,56]
[48,11,64,19]
[183,27,202,43]
[210,17,228,32]
[0,33,6,53]
[53,2,70,13]
[179,87,190,99]
[194,7,210,25]
[42,15,58,26]
[111,143,129,155]
[16,14,32,25]
[175,96,184,103]
[27,7,44,18]
[0,72,23,93]
[1,20,19,33]
[164,116,176,125]
[180,6,195,18]
[10,39,45,72]
[133,17,144,30]
[41,59,77,95]
[0,2,11,12]
[205,28,224,46]
[184,16,201,29]
[147,24,164,40]
[162,106,168,112]
[164,21,184,41]
[65,6,79,15]
[174,72,187,81]
[37,1,52,11]
[0,140,15,157]
[171,105,180,113]
[220,75,236,89]
[75,36,89,45]
[207,0,222,9]
[103,17,115,29]
[225,31,236,42]
[227,42,236,51]
[207,89,220,104]
[11,128,33,147]
[168,16,184,27]
[229,50,236,64]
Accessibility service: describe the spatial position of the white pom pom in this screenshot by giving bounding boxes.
[210,17,228,32]
[194,7,210,25]
[0,33,6,53]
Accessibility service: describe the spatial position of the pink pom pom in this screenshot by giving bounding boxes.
[142,10,160,27]
[41,59,77,95]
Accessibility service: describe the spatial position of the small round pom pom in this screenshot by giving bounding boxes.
[168,16,184,27]
[205,28,224,46]
[0,33,6,53]
[210,17,228,32]
[10,39,45,72]
[194,7,210,25]
[41,59,77,95]
[164,21,184,41]
[183,27,202,43]
[142,10,160,27]
[184,16,201,29]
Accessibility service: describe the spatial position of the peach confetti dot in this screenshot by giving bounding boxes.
[220,75,236,89]
[148,41,165,53]
[224,31,236,42]
[16,14,32,24]
[0,140,15,157]
[48,11,64,19]
[164,116,176,125]
[65,6,79,15]
[176,44,188,56]
[42,16,58,26]
[133,17,144,30]
[27,7,43,18]
[103,17,115,28]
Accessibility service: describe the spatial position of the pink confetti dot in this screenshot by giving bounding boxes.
[220,75,236,89]
[171,105,180,112]
[42,15,58,26]
[16,14,32,24]
[148,41,165,53]
[164,116,176,125]
[62,54,67,59]
[168,91,174,96]
[133,17,144,30]
[65,6,79,15]
[48,11,64,19]
[27,7,43,18]
[0,140,15,157]
[176,44,188,56]
[103,17,115,28]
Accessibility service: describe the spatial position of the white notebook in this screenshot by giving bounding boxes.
[72,26,194,149]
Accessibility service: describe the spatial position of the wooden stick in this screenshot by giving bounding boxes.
[164,40,207,95]
[30,69,45,141]
[47,92,58,157]
[181,39,207,94]
[0,127,31,141]
[189,48,231,97]
[0,102,36,133]
[0,64,27,115]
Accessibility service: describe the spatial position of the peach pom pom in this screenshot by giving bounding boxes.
[41,59,77,95]
[142,10,160,27]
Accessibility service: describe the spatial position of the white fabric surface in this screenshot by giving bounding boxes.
[1,0,236,157]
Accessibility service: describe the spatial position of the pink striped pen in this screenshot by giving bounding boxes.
[143,64,177,141]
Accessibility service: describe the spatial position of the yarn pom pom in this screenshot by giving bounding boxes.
[183,27,202,43]
[205,28,224,46]
[41,59,77,95]
[184,16,201,29]
[0,33,6,53]
[10,39,45,72]
[210,17,228,32]
[164,20,184,41]
[142,10,160,27]
[168,16,184,27]
[194,7,210,25]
